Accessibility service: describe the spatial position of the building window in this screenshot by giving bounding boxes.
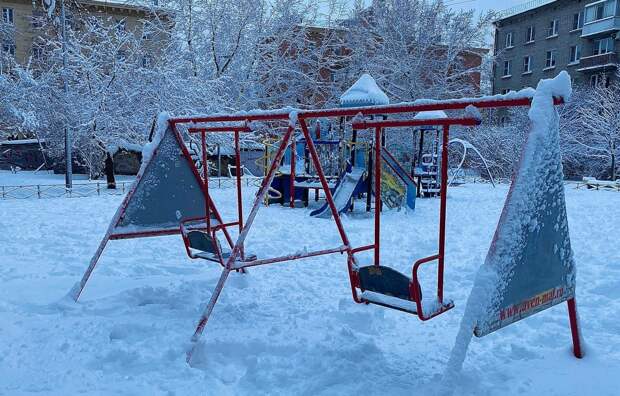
[545,50,556,68]
[141,55,152,68]
[547,19,559,37]
[32,46,43,61]
[523,56,532,73]
[503,60,512,77]
[505,32,514,48]
[585,0,616,24]
[572,12,584,30]
[2,7,14,24]
[569,45,581,63]
[2,42,16,56]
[593,37,614,55]
[525,26,535,42]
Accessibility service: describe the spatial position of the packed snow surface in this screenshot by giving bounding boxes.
[0,178,618,394]
[340,74,390,107]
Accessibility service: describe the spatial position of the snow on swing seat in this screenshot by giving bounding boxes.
[357,265,420,315]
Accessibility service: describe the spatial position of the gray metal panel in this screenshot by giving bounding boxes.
[475,109,576,337]
[113,126,207,233]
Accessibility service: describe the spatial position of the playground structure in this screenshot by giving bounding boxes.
[72,73,583,365]
[447,138,496,187]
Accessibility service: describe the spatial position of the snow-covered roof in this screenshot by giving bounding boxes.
[413,110,447,120]
[497,0,557,21]
[340,74,390,108]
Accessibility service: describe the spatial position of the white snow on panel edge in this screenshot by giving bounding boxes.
[340,74,390,107]
[413,110,447,120]
[438,71,573,394]
[139,112,170,175]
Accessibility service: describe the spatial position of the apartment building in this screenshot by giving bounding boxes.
[492,0,620,94]
[0,0,169,68]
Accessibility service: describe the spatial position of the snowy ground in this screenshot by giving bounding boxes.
[0,181,618,395]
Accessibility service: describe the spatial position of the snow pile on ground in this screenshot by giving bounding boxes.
[340,74,390,107]
[0,171,618,394]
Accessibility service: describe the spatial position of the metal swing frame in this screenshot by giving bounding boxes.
[71,93,582,362]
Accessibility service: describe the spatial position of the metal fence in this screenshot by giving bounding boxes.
[0,177,265,200]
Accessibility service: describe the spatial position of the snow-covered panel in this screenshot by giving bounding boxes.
[340,74,390,108]
[442,72,577,383]
[113,122,207,235]
[474,71,576,336]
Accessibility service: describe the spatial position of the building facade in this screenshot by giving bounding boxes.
[492,0,620,94]
[0,0,168,70]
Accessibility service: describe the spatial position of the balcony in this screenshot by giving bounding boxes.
[577,52,619,72]
[582,0,620,37]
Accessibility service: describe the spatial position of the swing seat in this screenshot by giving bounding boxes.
[357,265,421,315]
[186,230,257,264]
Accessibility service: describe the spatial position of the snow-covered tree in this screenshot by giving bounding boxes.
[562,81,620,181]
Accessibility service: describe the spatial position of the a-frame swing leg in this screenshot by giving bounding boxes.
[72,233,111,301]
[186,126,295,362]
[567,298,584,358]
[186,267,231,363]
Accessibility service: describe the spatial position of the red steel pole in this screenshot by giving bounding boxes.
[290,133,296,208]
[374,127,382,267]
[201,131,211,230]
[567,298,584,358]
[437,125,450,303]
[234,130,244,258]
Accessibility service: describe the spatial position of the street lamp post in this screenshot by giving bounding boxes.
[60,0,72,188]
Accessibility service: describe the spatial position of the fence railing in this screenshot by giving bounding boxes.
[0,181,131,200]
[0,177,265,200]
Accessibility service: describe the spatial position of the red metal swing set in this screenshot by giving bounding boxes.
[73,94,583,363]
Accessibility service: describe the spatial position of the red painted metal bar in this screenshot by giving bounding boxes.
[567,298,584,358]
[352,117,480,130]
[298,117,360,303]
[374,127,382,267]
[171,96,563,127]
[234,130,243,233]
[201,131,211,231]
[290,133,296,208]
[110,228,183,240]
[172,113,291,125]
[234,246,348,269]
[437,124,450,303]
[234,129,244,258]
[188,126,250,133]
[351,244,375,254]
